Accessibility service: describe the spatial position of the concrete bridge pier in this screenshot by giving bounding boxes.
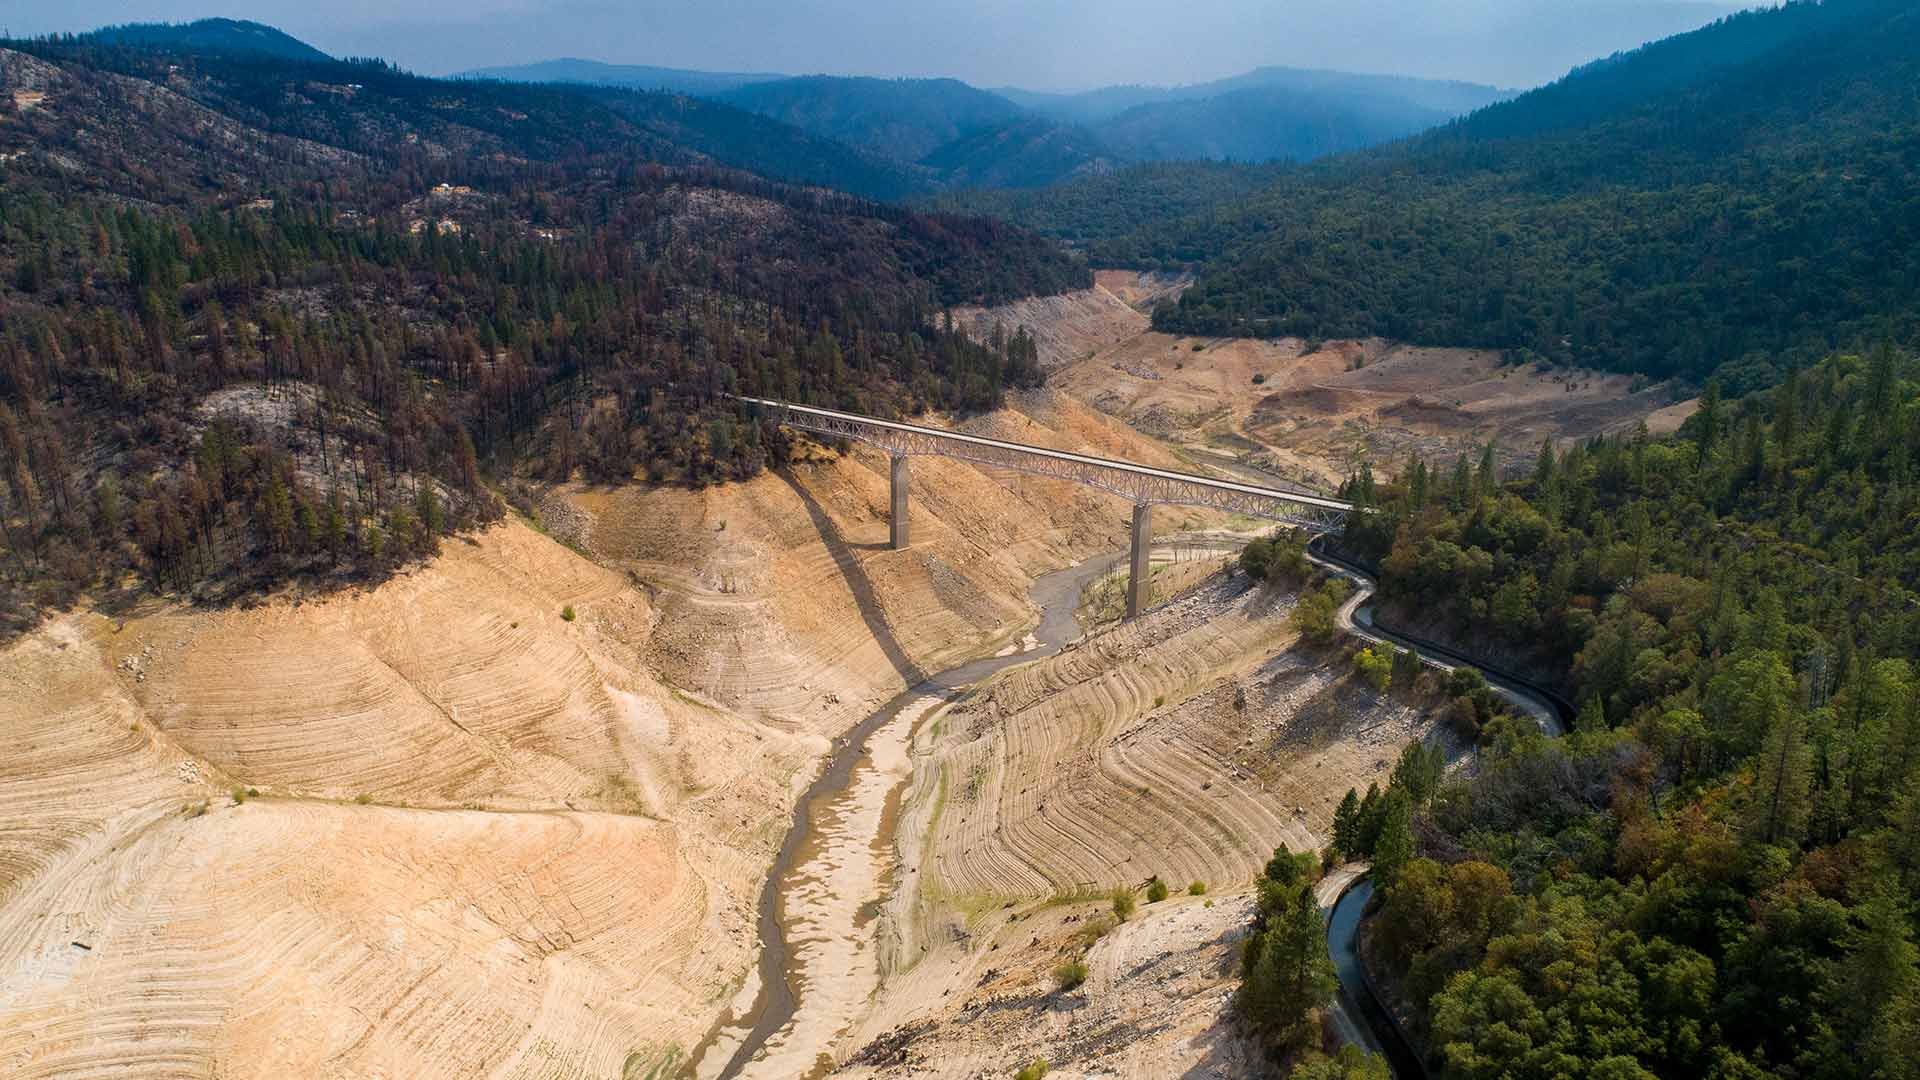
[1127,502,1152,619]
[890,454,910,550]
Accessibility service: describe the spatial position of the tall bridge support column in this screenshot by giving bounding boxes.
[1127,502,1152,619]
[890,454,910,550]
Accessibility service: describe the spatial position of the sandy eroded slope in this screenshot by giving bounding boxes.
[0,389,1199,1079]
[0,518,791,1079]
[834,570,1461,1077]
[540,388,1221,743]
[1057,332,1697,488]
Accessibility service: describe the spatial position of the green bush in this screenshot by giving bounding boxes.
[1189,880,1208,896]
[1240,531,1310,586]
[1353,646,1393,692]
[1146,877,1170,903]
[1111,888,1137,921]
[1290,579,1348,642]
[1014,1058,1050,1080]
[1389,646,1423,691]
[561,605,577,622]
[1052,958,1088,992]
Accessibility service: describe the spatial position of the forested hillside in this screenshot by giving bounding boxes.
[928,161,1289,253]
[13,29,933,202]
[710,68,1498,191]
[970,0,1920,388]
[457,57,786,97]
[1088,85,1456,165]
[1000,66,1507,127]
[718,76,1028,163]
[1323,343,1920,1078]
[0,37,1083,637]
[81,18,333,62]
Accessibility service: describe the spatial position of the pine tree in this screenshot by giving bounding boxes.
[1357,782,1384,855]
[1372,789,1414,890]
[1576,696,1608,734]
[1332,788,1362,860]
[1696,378,1723,457]
[1240,879,1335,1051]
[1823,889,1920,1080]
[1751,699,1812,847]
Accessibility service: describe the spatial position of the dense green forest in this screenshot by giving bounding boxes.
[0,38,1082,638]
[1317,342,1920,1078]
[929,161,1290,255]
[953,0,1920,388]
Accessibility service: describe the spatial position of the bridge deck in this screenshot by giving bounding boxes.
[732,396,1354,524]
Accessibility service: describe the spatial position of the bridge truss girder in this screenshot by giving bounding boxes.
[752,401,1350,534]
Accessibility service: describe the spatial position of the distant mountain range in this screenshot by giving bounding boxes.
[996,66,1510,125]
[459,60,1511,190]
[954,0,1920,387]
[457,57,784,97]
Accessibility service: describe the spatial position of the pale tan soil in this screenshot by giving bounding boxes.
[0,386,1209,1078]
[830,571,1458,1077]
[843,890,1265,1080]
[1094,269,1195,312]
[0,518,790,1079]
[545,387,1219,743]
[948,283,1149,371]
[1056,331,1694,486]
[1643,398,1702,435]
[0,285,1560,1078]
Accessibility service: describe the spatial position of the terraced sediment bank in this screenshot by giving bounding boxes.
[696,550,1126,1079]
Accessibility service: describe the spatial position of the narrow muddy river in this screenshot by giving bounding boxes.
[691,549,1128,1079]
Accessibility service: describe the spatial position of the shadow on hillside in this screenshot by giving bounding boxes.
[775,466,925,687]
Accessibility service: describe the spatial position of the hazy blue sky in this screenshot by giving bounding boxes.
[9,0,1746,89]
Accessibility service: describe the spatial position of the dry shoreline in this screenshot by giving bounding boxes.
[694,550,1128,1078]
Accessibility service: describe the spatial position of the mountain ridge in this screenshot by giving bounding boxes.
[80,17,332,62]
[954,0,1920,385]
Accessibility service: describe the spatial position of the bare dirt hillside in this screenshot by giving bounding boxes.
[948,283,1149,371]
[1093,269,1193,312]
[1056,332,1696,488]
[538,387,1223,742]
[0,517,793,1079]
[0,389,1207,1079]
[834,570,1460,1077]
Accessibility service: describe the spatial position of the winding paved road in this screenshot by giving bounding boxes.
[1306,538,1571,736]
[1302,535,1579,1077]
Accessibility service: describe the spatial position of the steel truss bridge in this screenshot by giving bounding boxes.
[733,396,1354,618]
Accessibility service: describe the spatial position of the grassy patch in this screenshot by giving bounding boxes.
[1052,958,1088,992]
